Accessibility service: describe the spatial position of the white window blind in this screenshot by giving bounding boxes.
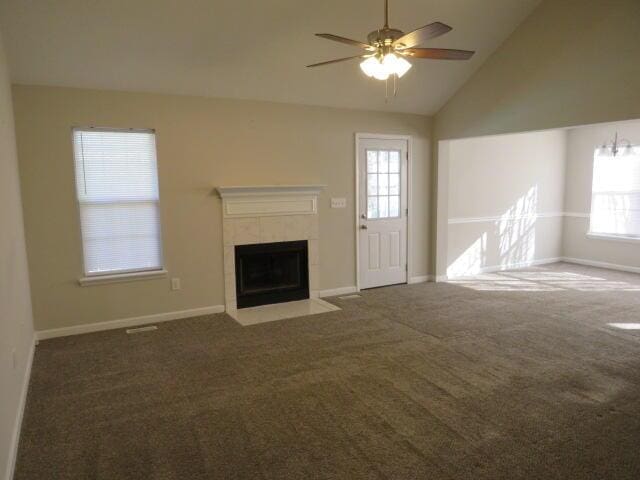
[73,128,163,276]
[589,146,640,238]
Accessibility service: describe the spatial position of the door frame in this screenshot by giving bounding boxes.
[354,133,413,291]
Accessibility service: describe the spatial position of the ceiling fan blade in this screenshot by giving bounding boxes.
[392,22,452,48]
[402,48,475,60]
[315,33,374,50]
[307,55,368,68]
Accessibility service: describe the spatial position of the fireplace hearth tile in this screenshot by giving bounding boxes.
[226,298,340,326]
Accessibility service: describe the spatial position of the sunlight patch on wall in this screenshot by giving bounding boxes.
[447,232,487,278]
[447,186,539,278]
[497,185,538,268]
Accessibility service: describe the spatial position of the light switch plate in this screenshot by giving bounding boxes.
[331,197,346,208]
[171,278,181,291]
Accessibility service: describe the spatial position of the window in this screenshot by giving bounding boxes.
[73,128,163,277]
[366,149,401,219]
[589,145,640,239]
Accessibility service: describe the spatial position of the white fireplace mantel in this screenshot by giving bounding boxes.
[216,185,325,218]
[216,185,325,198]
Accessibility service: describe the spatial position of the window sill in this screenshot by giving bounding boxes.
[586,233,640,245]
[78,269,168,286]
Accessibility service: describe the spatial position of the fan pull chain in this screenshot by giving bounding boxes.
[385,76,388,102]
[384,75,400,103]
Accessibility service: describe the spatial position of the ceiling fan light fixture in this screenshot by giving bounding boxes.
[360,54,412,81]
[359,56,390,80]
[383,53,412,78]
[312,1,474,92]
[372,63,390,81]
[359,56,381,78]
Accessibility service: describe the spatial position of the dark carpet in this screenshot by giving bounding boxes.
[15,263,640,479]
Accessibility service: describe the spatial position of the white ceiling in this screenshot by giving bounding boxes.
[0,0,541,115]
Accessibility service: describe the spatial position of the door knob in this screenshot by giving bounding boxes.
[360,225,368,230]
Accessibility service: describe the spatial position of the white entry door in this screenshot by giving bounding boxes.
[358,136,408,289]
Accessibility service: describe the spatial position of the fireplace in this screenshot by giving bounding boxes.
[217,185,323,312]
[235,240,309,308]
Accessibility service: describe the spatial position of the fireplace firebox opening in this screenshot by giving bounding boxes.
[234,240,309,308]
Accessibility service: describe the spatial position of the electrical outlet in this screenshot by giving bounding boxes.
[171,278,181,291]
[331,197,347,208]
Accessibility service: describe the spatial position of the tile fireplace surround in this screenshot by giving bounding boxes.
[216,185,325,314]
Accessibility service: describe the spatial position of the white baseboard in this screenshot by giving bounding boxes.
[561,257,640,275]
[35,305,225,340]
[7,335,36,480]
[318,286,358,298]
[446,257,563,279]
[408,275,432,284]
[435,275,449,283]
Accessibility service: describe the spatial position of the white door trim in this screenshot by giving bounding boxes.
[355,133,413,291]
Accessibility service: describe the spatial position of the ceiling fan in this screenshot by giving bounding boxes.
[307,0,475,83]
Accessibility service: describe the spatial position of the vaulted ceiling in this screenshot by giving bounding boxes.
[0,0,541,115]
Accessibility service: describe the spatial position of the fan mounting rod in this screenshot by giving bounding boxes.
[384,0,389,27]
[369,0,404,47]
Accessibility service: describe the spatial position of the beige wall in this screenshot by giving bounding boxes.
[446,130,566,276]
[434,0,640,141]
[563,119,640,268]
[433,0,640,276]
[12,85,432,331]
[0,29,34,480]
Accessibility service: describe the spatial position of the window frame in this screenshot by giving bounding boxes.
[71,126,166,284]
[587,145,640,243]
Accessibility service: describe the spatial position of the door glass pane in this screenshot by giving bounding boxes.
[389,195,400,217]
[367,196,379,219]
[364,148,403,222]
[379,196,389,218]
[367,151,378,173]
[389,173,399,195]
[378,151,389,173]
[367,174,378,195]
[389,151,400,173]
[378,173,389,195]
